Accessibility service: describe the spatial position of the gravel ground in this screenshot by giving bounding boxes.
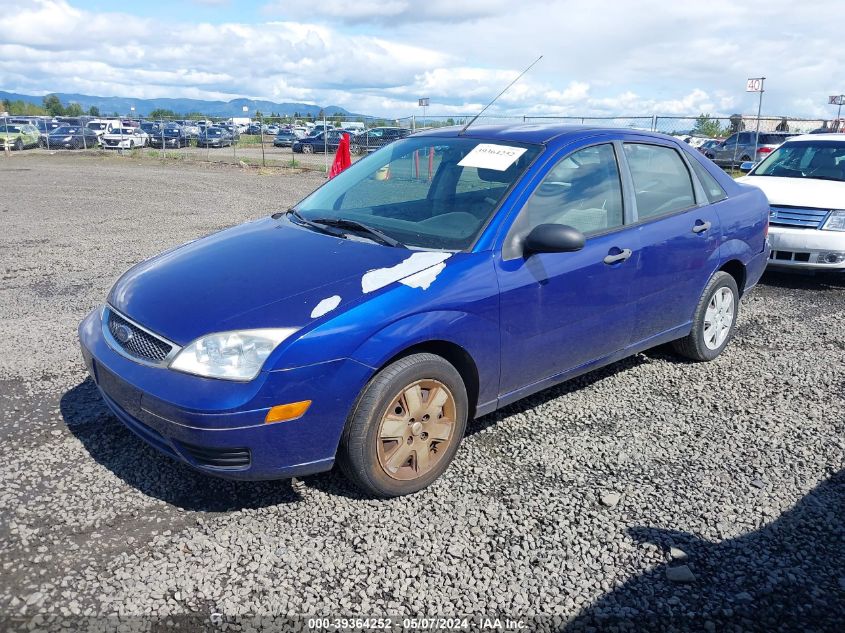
[1,153,843,632]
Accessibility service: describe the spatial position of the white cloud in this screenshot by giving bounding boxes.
[261,0,510,25]
[1,0,843,119]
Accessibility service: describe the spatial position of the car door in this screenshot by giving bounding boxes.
[496,141,640,397]
[620,140,721,344]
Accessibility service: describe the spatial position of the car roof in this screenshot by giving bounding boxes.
[410,123,679,145]
[787,133,845,143]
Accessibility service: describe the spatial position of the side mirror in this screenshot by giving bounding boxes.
[739,161,755,172]
[524,224,585,255]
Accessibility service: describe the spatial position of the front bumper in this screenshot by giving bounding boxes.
[77,307,373,480]
[767,226,845,271]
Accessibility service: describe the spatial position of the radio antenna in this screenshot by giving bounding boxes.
[459,55,543,135]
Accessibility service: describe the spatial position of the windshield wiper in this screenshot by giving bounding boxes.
[278,208,347,238]
[310,217,406,248]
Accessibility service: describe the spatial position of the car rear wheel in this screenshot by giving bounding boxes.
[302,144,313,154]
[672,271,739,361]
[338,353,468,497]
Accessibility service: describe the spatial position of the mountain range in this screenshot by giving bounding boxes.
[0,90,359,118]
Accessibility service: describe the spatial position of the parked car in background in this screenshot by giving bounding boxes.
[218,124,240,141]
[272,130,299,147]
[0,122,40,150]
[140,121,160,136]
[246,123,262,135]
[698,139,724,155]
[292,129,344,154]
[47,125,100,149]
[86,119,122,137]
[738,134,845,272]
[78,124,769,497]
[350,127,410,155]
[197,126,233,148]
[177,120,201,139]
[7,117,60,147]
[708,131,796,167]
[148,124,189,149]
[100,126,149,149]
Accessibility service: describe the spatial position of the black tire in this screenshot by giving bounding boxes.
[672,271,739,361]
[302,144,313,154]
[337,353,468,498]
[740,155,751,162]
[13,138,24,151]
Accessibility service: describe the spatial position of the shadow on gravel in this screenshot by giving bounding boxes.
[759,270,845,291]
[465,353,654,438]
[61,379,302,512]
[565,468,845,632]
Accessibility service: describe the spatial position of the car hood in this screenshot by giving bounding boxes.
[737,175,845,209]
[108,217,454,345]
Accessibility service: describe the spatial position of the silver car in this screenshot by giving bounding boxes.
[707,131,796,168]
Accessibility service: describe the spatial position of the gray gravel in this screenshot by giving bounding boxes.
[1,153,843,631]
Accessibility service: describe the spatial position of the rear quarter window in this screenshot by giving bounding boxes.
[688,158,728,203]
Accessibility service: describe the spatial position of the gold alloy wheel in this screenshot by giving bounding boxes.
[376,379,457,481]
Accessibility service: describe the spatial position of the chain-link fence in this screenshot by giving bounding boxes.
[4,112,842,172]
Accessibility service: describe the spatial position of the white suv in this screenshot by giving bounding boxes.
[86,118,122,138]
[738,134,845,272]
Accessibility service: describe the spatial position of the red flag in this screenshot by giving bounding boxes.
[329,133,352,179]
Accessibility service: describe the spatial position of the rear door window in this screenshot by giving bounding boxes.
[623,143,696,219]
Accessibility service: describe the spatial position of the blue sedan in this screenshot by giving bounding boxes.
[78,124,770,497]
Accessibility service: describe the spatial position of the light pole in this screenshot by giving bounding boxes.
[746,77,765,162]
[829,95,845,131]
[418,98,429,129]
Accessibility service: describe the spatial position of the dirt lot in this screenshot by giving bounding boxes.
[1,153,843,631]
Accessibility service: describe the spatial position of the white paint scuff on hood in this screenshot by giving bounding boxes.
[737,175,845,209]
[310,295,342,319]
[400,263,447,290]
[361,252,452,293]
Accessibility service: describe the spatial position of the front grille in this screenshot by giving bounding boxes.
[106,309,173,363]
[179,442,251,469]
[770,206,830,229]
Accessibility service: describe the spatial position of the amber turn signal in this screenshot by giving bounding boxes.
[265,400,311,424]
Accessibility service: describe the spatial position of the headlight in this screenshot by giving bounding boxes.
[63,136,72,141]
[169,328,298,381]
[822,210,845,232]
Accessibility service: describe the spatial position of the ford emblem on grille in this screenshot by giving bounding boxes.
[113,323,134,344]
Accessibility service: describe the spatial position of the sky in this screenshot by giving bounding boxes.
[1,0,843,119]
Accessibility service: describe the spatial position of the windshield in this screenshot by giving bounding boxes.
[1,125,22,133]
[111,129,134,135]
[205,128,222,136]
[87,122,108,130]
[140,123,158,132]
[294,136,542,250]
[752,140,845,182]
[51,126,78,135]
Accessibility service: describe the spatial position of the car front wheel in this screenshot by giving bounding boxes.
[672,271,739,361]
[338,353,468,497]
[302,144,313,154]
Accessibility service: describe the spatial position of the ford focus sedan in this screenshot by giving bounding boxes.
[78,125,770,497]
[737,134,845,272]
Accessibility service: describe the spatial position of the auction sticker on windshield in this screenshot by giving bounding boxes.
[458,143,527,171]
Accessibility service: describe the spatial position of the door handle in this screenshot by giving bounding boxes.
[692,220,712,233]
[603,248,632,264]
